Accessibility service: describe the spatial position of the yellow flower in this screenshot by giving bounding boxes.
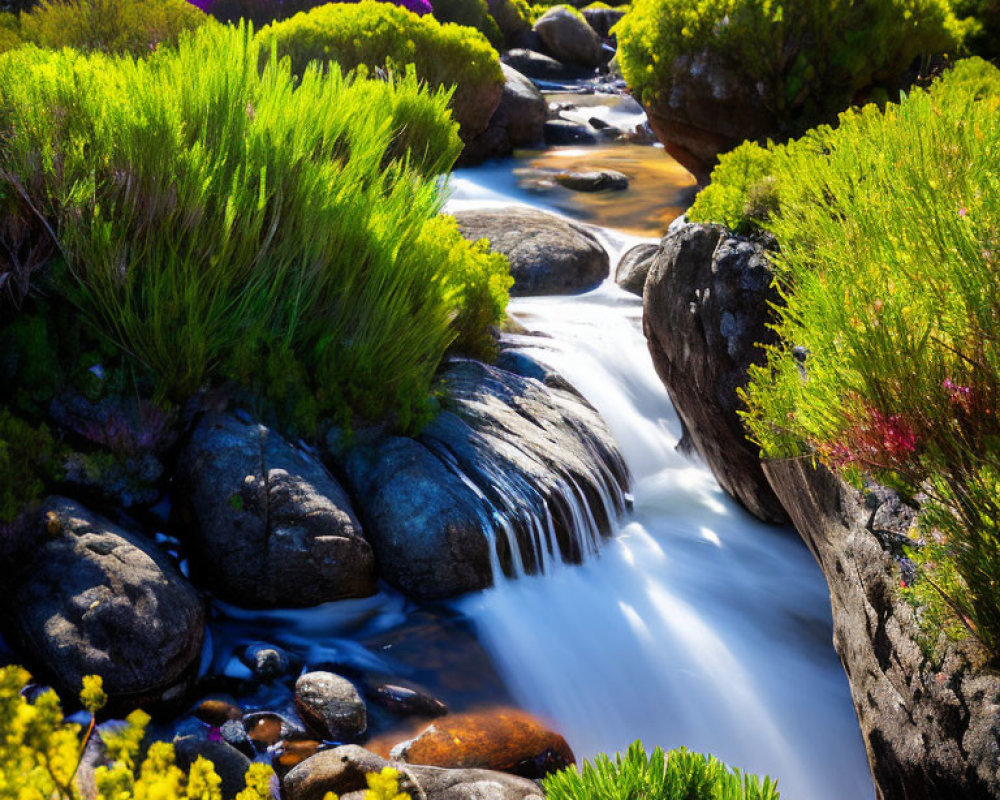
[81,674,108,714]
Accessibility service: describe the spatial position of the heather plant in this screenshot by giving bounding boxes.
[543,741,780,800]
[430,0,503,49]
[0,24,510,436]
[17,0,206,55]
[257,1,505,138]
[691,57,1000,657]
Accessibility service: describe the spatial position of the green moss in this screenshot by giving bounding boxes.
[543,741,780,800]
[431,0,504,50]
[694,57,1000,657]
[258,1,505,138]
[18,0,206,56]
[0,24,509,436]
[616,0,965,138]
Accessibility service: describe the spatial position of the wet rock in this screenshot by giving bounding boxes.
[390,708,574,778]
[240,642,293,681]
[501,49,594,82]
[174,736,251,800]
[533,6,603,68]
[338,357,628,600]
[220,719,256,760]
[195,698,243,727]
[177,413,376,608]
[283,745,545,800]
[367,682,449,718]
[276,739,322,771]
[615,242,659,296]
[582,6,625,38]
[295,671,367,741]
[554,169,628,192]
[763,460,1000,800]
[3,497,205,711]
[543,119,598,145]
[453,207,608,295]
[461,65,547,164]
[643,221,787,522]
[245,711,307,746]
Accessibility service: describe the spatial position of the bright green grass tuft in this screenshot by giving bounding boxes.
[543,741,781,800]
[0,23,510,436]
[692,57,1000,658]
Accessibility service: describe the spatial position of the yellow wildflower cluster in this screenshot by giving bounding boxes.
[0,666,276,800]
[323,767,413,800]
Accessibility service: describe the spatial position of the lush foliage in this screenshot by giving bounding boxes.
[543,741,780,800]
[257,1,505,137]
[15,0,206,55]
[430,0,503,48]
[484,0,532,42]
[953,0,1000,59]
[692,58,1000,657]
[0,24,510,436]
[0,11,20,51]
[615,0,965,138]
[199,0,432,26]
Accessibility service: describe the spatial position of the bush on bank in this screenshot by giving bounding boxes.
[691,57,1000,658]
[0,23,510,446]
[430,0,504,49]
[613,0,965,174]
[543,740,780,800]
[257,1,505,139]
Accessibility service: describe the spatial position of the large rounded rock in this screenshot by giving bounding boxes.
[295,671,367,741]
[643,220,786,522]
[283,745,545,800]
[615,242,659,296]
[174,736,251,800]
[4,497,205,711]
[337,356,628,599]
[389,708,574,779]
[453,207,609,296]
[533,6,603,68]
[461,65,548,164]
[582,5,625,38]
[501,49,594,82]
[177,413,376,608]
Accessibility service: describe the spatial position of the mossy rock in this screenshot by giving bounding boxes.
[614,0,964,179]
[258,1,505,140]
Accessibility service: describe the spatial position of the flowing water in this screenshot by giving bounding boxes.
[443,147,876,798]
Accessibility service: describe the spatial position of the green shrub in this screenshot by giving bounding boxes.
[615,0,965,141]
[953,0,1000,59]
[17,0,206,55]
[0,410,58,524]
[691,58,1000,657]
[543,741,780,800]
[0,23,510,435]
[257,1,505,139]
[431,0,504,49]
[0,11,20,52]
[485,0,532,43]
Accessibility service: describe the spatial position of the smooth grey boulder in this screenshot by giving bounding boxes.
[177,413,376,608]
[453,207,609,296]
[501,49,594,82]
[643,221,787,522]
[533,6,603,68]
[338,357,628,600]
[554,169,628,192]
[4,497,205,711]
[615,242,659,295]
[283,745,545,800]
[461,65,547,164]
[174,736,251,800]
[295,671,367,741]
[764,460,1000,800]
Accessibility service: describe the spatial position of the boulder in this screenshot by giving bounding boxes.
[283,745,545,800]
[641,51,779,183]
[533,6,603,68]
[453,207,609,296]
[174,736,251,800]
[543,119,598,146]
[582,6,625,38]
[554,169,628,192]
[295,671,367,741]
[366,681,449,718]
[461,65,547,164]
[337,356,628,599]
[763,459,1000,800]
[642,221,786,522]
[501,49,594,82]
[4,497,205,711]
[615,242,659,295]
[177,413,376,608]
[389,708,574,778]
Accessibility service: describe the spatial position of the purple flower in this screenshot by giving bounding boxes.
[187,0,214,9]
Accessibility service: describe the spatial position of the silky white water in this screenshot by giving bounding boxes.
[446,176,876,799]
